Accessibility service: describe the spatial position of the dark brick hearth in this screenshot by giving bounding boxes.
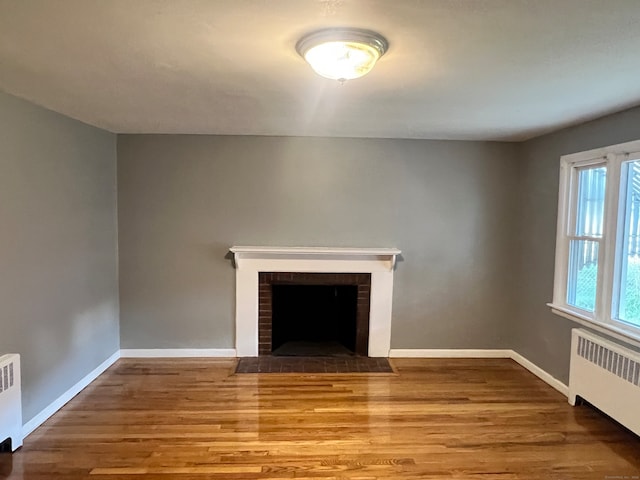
[235,356,393,373]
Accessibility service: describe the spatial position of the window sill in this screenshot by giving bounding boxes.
[547,303,640,349]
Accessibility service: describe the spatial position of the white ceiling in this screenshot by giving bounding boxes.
[2,0,640,141]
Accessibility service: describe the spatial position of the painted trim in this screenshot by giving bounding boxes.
[551,141,640,344]
[389,348,569,397]
[232,251,397,357]
[229,246,401,271]
[120,348,237,358]
[509,351,569,397]
[389,349,512,358]
[229,245,401,256]
[22,350,120,438]
[549,306,640,349]
[22,347,569,440]
[560,139,640,163]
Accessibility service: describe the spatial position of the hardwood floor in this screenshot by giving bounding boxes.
[4,358,640,479]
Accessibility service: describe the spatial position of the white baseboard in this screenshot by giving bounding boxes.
[389,348,569,397]
[120,348,237,358]
[22,350,120,438]
[22,347,568,439]
[510,351,569,397]
[389,349,512,358]
[22,348,236,438]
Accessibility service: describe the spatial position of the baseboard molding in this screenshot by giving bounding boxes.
[120,348,237,358]
[22,347,568,439]
[510,350,569,397]
[389,348,569,397]
[389,349,512,358]
[22,348,236,438]
[22,350,120,438]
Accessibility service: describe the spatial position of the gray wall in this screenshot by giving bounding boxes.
[5,86,640,425]
[0,91,119,423]
[515,106,640,384]
[117,135,518,350]
[3,82,640,429]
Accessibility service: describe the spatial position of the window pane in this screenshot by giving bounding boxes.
[575,166,606,237]
[616,160,640,326]
[567,240,599,312]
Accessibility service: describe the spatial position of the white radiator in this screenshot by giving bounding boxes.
[569,329,640,436]
[0,354,22,451]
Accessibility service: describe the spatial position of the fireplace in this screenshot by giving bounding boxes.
[258,272,371,356]
[230,246,401,357]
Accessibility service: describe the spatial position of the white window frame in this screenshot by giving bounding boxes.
[549,139,640,348]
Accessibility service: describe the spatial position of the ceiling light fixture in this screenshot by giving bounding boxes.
[296,28,388,82]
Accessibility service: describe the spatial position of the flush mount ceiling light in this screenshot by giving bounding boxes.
[296,28,388,81]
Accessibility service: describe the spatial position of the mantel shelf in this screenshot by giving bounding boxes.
[229,246,401,271]
[230,246,401,257]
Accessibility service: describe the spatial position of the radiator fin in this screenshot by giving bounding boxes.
[0,362,14,393]
[577,336,640,387]
[0,354,22,451]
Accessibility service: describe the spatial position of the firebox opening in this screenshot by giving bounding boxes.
[271,284,358,356]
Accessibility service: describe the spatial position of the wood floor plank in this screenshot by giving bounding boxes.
[3,358,639,479]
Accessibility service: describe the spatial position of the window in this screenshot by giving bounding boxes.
[615,159,640,327]
[551,140,640,343]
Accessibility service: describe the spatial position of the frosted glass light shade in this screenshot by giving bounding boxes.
[296,28,388,81]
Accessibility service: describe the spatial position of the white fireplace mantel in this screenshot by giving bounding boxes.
[230,246,401,271]
[229,246,401,357]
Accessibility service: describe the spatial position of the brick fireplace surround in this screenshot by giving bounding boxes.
[258,272,371,356]
[229,246,401,357]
